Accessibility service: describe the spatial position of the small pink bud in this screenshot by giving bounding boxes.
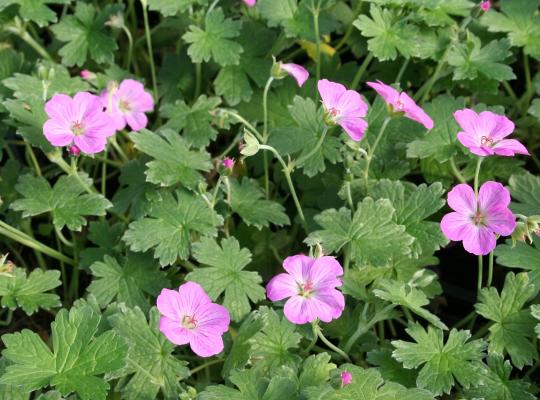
[68,145,81,157]
[243,0,256,6]
[480,0,491,11]
[340,371,352,387]
[222,157,235,170]
[80,70,93,80]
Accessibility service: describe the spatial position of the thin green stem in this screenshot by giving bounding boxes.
[262,77,274,199]
[26,144,41,176]
[486,251,494,287]
[501,80,518,103]
[189,358,224,375]
[121,25,134,70]
[477,255,483,293]
[473,157,484,197]
[101,149,108,196]
[54,226,74,248]
[523,52,532,112]
[449,157,466,183]
[395,57,410,84]
[194,62,202,99]
[141,0,158,100]
[225,111,264,142]
[350,53,374,89]
[8,24,53,61]
[312,4,321,85]
[215,133,242,160]
[363,117,391,190]
[316,325,351,362]
[453,310,476,330]
[110,136,129,162]
[296,126,328,165]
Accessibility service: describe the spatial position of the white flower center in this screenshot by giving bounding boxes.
[298,280,315,298]
[71,121,85,136]
[119,98,132,113]
[181,314,198,330]
[480,136,495,147]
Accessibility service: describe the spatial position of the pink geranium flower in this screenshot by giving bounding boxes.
[43,92,115,154]
[366,80,433,130]
[102,79,154,132]
[157,282,230,357]
[318,79,369,141]
[266,254,345,325]
[341,371,352,387]
[453,109,529,157]
[440,182,516,255]
[279,63,309,87]
[243,0,256,6]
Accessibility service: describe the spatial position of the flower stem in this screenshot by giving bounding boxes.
[121,25,134,70]
[6,19,53,61]
[477,255,483,293]
[350,53,374,89]
[194,62,202,99]
[141,0,158,100]
[449,156,466,183]
[312,3,321,85]
[486,251,494,287]
[315,324,351,362]
[259,144,306,229]
[296,126,328,165]
[395,57,410,84]
[262,76,274,199]
[189,358,224,375]
[523,52,532,113]
[473,157,483,198]
[224,111,264,142]
[363,117,391,190]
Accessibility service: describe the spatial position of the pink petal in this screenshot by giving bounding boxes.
[189,331,224,357]
[486,208,516,237]
[309,256,343,288]
[447,184,476,214]
[267,273,298,301]
[282,254,313,283]
[119,79,154,112]
[85,112,116,138]
[318,79,346,111]
[400,93,433,129]
[111,113,127,131]
[43,119,74,147]
[315,288,345,320]
[366,80,400,106]
[454,109,481,137]
[196,302,230,334]
[284,292,344,324]
[125,112,148,131]
[478,181,511,211]
[457,131,480,149]
[157,288,183,321]
[280,63,309,87]
[73,134,107,154]
[339,118,368,141]
[159,316,190,345]
[178,281,213,315]
[73,92,102,121]
[461,224,497,255]
[484,112,514,140]
[492,139,530,156]
[469,146,495,157]
[336,90,368,118]
[45,94,73,121]
[440,212,472,241]
[243,0,256,6]
[133,91,154,113]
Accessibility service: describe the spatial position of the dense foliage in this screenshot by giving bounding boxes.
[0,0,539,399]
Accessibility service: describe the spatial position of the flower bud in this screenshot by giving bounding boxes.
[240,131,260,157]
[68,145,81,157]
[222,157,235,170]
[80,70,94,80]
[480,1,491,12]
[340,371,352,387]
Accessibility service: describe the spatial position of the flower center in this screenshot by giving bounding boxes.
[181,314,198,330]
[298,280,315,297]
[471,211,486,226]
[119,98,132,113]
[71,121,85,136]
[394,99,405,111]
[480,135,494,147]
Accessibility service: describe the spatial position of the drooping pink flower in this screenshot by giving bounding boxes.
[157,282,230,358]
[318,79,369,141]
[453,109,529,157]
[366,80,433,129]
[480,0,491,11]
[243,0,256,6]
[440,182,516,256]
[266,254,345,325]
[80,70,93,80]
[222,157,235,170]
[279,63,309,87]
[43,92,115,154]
[102,79,154,132]
[341,371,352,387]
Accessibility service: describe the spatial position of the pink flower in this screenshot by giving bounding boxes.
[340,371,352,387]
[318,79,369,141]
[453,109,529,157]
[279,63,309,87]
[102,79,154,132]
[157,282,230,358]
[80,70,93,80]
[43,92,115,154]
[366,80,433,130]
[222,157,235,169]
[480,1,491,11]
[266,254,345,325]
[243,0,256,6]
[440,182,516,255]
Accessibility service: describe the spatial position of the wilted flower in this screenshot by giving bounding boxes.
[440,182,516,255]
[157,282,230,357]
[43,92,115,154]
[480,1,491,11]
[367,80,433,129]
[318,79,369,141]
[102,79,154,132]
[272,60,309,87]
[453,109,529,157]
[266,254,345,325]
[340,371,352,387]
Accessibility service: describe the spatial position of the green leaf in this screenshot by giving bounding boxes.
[0,0,69,27]
[0,358,29,400]
[306,198,414,267]
[109,306,189,400]
[532,304,540,339]
[464,355,535,400]
[88,253,169,312]
[298,353,336,391]
[182,8,243,66]
[11,174,112,231]
[475,272,537,369]
[257,0,297,28]
[0,266,60,315]
[123,190,223,266]
[160,95,221,148]
[186,237,265,321]
[392,323,486,395]
[407,95,467,162]
[0,306,127,400]
[131,129,211,189]
[447,36,515,82]
[214,66,253,106]
[507,171,540,216]
[481,0,540,60]
[79,220,125,269]
[353,5,417,61]
[111,159,154,219]
[51,3,118,67]
[248,307,302,370]
[495,237,540,290]
[229,178,290,229]
[147,0,208,16]
[367,347,418,388]
[370,180,447,257]
[325,365,435,400]
[374,279,447,330]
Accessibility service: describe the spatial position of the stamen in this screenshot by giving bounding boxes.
[480,136,494,146]
[182,314,198,329]
[298,280,315,297]
[119,98,132,113]
[71,121,85,136]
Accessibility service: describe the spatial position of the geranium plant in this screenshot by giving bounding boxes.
[0,0,539,399]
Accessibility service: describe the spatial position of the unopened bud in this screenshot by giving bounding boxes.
[80,70,94,80]
[68,145,81,157]
[480,1,491,12]
[240,131,260,157]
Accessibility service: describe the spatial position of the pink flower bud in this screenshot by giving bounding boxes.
[68,145,81,156]
[243,0,256,6]
[80,70,93,80]
[222,157,235,170]
[480,0,491,11]
[340,371,352,387]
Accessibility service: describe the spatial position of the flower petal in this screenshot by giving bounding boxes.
[318,79,346,111]
[366,80,400,106]
[282,254,313,282]
[280,63,309,87]
[338,117,368,141]
[178,281,213,315]
[461,224,497,255]
[440,212,471,241]
[487,112,514,140]
[267,273,298,301]
[478,181,511,211]
[447,183,476,214]
[309,256,343,288]
[336,90,368,118]
[196,302,230,334]
[125,112,148,131]
[492,139,530,156]
[159,316,190,345]
[189,331,224,357]
[45,94,73,121]
[400,93,433,129]
[43,119,74,147]
[73,134,107,154]
[156,288,183,321]
[486,208,516,237]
